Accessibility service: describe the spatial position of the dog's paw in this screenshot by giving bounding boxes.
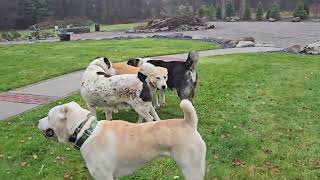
[154,104,160,109]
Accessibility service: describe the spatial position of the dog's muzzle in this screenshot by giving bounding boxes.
[161,85,167,90]
[44,128,55,138]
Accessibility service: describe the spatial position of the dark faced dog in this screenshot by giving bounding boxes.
[127,51,199,102]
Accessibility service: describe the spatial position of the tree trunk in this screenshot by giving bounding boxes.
[221,0,226,19]
[240,0,246,18]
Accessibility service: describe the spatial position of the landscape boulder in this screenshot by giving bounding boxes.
[236,41,255,48]
[292,17,301,22]
[303,41,320,55]
[238,37,255,43]
[285,45,302,53]
[268,18,276,22]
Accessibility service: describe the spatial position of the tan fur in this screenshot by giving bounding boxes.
[112,63,140,75]
[38,100,206,179]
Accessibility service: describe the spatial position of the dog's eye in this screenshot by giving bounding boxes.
[156,77,160,80]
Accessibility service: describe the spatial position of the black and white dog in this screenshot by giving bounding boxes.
[127,51,199,104]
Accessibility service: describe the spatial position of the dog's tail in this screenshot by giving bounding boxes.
[180,99,198,129]
[185,51,199,70]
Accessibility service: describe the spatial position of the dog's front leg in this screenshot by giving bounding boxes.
[150,106,161,121]
[133,106,154,122]
[104,108,113,120]
[150,86,160,109]
[159,89,166,106]
[87,103,97,117]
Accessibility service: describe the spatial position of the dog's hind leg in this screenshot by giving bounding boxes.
[177,85,195,102]
[172,144,206,180]
[87,103,97,117]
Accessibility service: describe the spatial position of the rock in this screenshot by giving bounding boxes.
[292,17,301,22]
[126,29,136,33]
[268,18,276,22]
[152,35,166,38]
[231,17,240,22]
[285,45,302,53]
[303,41,320,55]
[225,17,231,22]
[206,24,215,29]
[228,40,238,48]
[166,33,183,39]
[160,26,169,31]
[183,35,193,40]
[236,41,255,48]
[238,37,255,43]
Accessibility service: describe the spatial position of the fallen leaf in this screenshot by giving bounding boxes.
[312,160,320,169]
[28,137,32,140]
[20,162,28,167]
[213,155,218,159]
[66,147,71,151]
[20,140,25,143]
[220,134,225,139]
[271,168,280,176]
[173,176,180,179]
[64,174,71,180]
[213,176,219,180]
[32,154,38,160]
[0,154,4,158]
[233,159,245,167]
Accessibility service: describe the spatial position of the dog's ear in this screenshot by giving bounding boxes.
[127,58,140,67]
[58,105,69,120]
[103,57,111,69]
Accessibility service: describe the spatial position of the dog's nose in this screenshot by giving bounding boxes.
[162,85,166,90]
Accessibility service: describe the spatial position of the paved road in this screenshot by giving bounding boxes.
[0,47,281,120]
[2,22,319,48]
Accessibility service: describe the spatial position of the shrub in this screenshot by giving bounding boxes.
[199,5,216,20]
[243,4,252,20]
[266,9,271,19]
[303,0,310,15]
[268,2,281,20]
[216,6,222,19]
[225,0,235,17]
[0,31,22,40]
[256,2,264,21]
[293,2,309,19]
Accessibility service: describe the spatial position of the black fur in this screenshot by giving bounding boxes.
[146,51,198,101]
[96,71,111,78]
[103,57,111,69]
[137,72,147,82]
[137,72,151,101]
[127,58,140,67]
[140,82,152,102]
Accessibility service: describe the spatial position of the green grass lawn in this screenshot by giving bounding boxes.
[0,38,218,92]
[6,22,145,39]
[0,52,319,179]
[89,22,146,32]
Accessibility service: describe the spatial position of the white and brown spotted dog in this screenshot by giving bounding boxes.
[80,57,167,122]
[38,100,206,180]
[111,60,168,108]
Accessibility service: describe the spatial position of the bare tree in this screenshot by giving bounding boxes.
[221,0,226,19]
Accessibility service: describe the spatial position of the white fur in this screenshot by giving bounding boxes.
[80,58,161,122]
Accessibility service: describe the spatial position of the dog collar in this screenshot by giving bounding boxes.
[68,113,98,149]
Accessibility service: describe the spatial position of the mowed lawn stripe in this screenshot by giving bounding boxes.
[0,38,219,92]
